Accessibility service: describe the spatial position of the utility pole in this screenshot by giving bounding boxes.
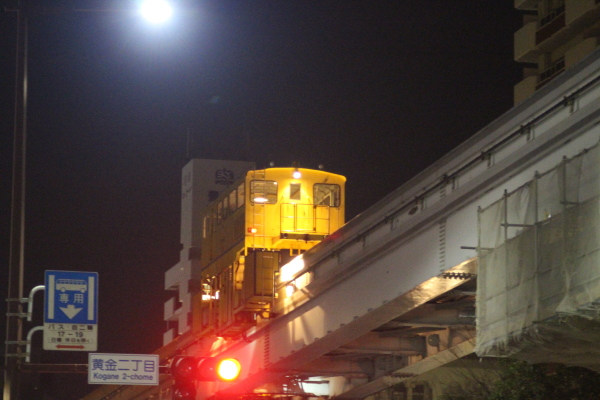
[4,0,28,398]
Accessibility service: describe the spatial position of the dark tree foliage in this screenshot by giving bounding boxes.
[442,362,600,400]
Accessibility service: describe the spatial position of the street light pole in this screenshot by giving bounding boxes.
[3,2,174,397]
[4,0,28,398]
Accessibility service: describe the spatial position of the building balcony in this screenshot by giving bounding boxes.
[515,37,597,102]
[565,37,599,68]
[515,0,539,11]
[565,0,600,27]
[514,75,538,105]
[536,5,566,45]
[515,0,598,64]
[537,57,565,89]
[515,21,540,63]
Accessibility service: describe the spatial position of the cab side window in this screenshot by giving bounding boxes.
[314,184,340,206]
[237,183,245,208]
[250,180,277,204]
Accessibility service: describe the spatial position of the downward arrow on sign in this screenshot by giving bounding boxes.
[60,304,82,319]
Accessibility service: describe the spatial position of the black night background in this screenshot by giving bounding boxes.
[1,1,521,398]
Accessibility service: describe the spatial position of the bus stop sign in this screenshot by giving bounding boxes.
[43,270,98,351]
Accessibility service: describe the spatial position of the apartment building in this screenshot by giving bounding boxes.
[514,0,600,104]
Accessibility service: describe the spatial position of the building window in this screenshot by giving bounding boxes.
[386,383,431,400]
[412,385,426,400]
[392,385,407,400]
[208,190,219,202]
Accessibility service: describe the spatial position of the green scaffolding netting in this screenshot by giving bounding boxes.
[476,141,600,370]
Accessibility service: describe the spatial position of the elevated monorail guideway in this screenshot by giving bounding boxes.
[83,50,600,400]
[214,49,600,398]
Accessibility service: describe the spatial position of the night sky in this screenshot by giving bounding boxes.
[1,1,521,398]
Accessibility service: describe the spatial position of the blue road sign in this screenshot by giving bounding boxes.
[44,270,99,351]
[44,270,98,324]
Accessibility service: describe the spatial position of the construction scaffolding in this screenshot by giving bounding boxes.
[476,141,600,371]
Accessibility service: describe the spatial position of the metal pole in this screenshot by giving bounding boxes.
[4,1,28,399]
[25,327,43,363]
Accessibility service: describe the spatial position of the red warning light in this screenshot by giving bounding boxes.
[169,356,242,399]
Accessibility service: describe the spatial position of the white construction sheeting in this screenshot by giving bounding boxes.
[476,140,600,370]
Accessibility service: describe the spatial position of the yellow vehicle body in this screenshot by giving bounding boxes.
[193,167,345,337]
